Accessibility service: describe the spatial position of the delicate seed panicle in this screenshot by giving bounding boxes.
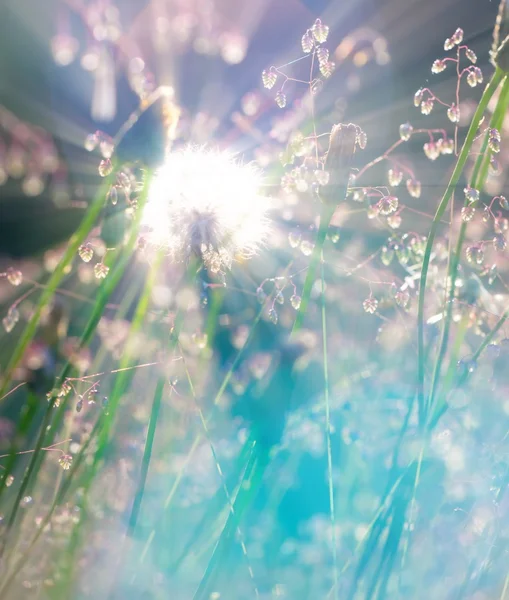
[6,267,22,286]
[311,18,329,43]
[461,206,475,222]
[493,233,507,251]
[316,47,329,64]
[300,240,314,255]
[387,213,402,229]
[465,48,477,63]
[288,230,302,248]
[414,89,424,107]
[290,294,301,309]
[423,141,439,161]
[406,179,421,198]
[2,307,19,333]
[447,104,460,123]
[262,69,277,90]
[98,158,113,177]
[301,30,314,53]
[58,454,73,470]
[451,28,464,45]
[378,195,398,216]
[256,287,266,303]
[268,307,278,324]
[314,169,330,186]
[319,60,335,78]
[275,91,287,108]
[464,186,479,203]
[395,289,410,308]
[420,98,434,115]
[94,263,109,279]
[363,296,378,314]
[467,71,478,87]
[438,138,454,154]
[381,246,395,266]
[466,245,484,265]
[78,243,94,263]
[432,59,446,73]
[356,129,367,150]
[388,168,403,187]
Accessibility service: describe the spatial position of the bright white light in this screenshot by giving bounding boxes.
[142,146,269,272]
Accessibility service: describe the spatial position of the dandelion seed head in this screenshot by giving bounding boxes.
[142,146,270,272]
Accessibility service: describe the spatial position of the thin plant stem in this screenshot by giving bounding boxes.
[321,249,338,600]
[427,74,509,417]
[292,204,336,333]
[417,67,504,425]
[0,169,153,561]
[0,178,112,401]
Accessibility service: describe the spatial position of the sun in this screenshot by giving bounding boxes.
[142,146,270,272]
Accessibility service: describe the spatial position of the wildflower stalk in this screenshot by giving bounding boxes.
[0,286,139,594]
[0,170,153,558]
[192,449,268,600]
[426,74,509,419]
[429,305,509,429]
[0,416,102,598]
[126,376,165,536]
[168,438,256,574]
[0,178,112,402]
[417,66,505,424]
[59,247,162,598]
[292,204,335,333]
[321,251,338,600]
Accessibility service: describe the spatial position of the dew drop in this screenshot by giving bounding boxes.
[399,122,413,141]
[107,186,118,206]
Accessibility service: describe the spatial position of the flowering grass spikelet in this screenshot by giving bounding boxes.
[142,146,269,272]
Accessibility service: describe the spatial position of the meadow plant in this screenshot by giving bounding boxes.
[2,2,509,599]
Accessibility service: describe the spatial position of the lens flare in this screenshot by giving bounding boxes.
[142,146,270,272]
